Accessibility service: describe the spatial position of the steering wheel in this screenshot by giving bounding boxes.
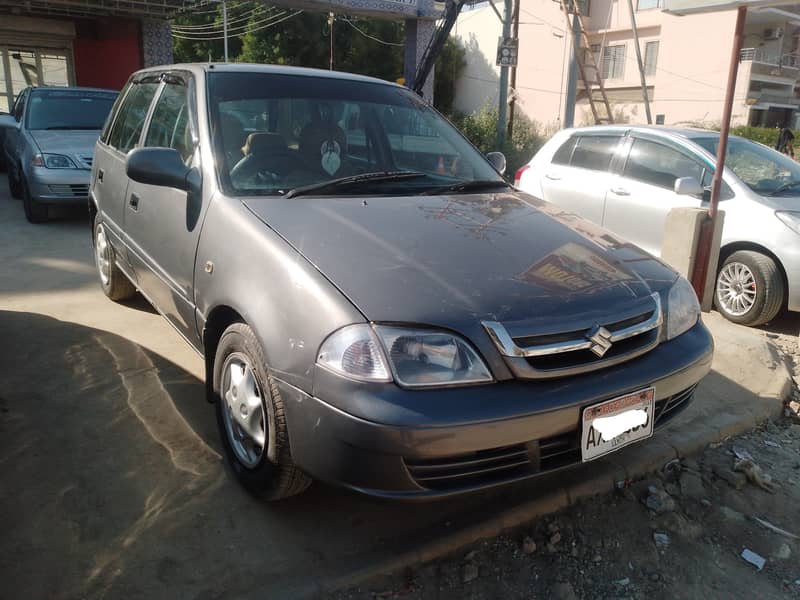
[230,151,308,183]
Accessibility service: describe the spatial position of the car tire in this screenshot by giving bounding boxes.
[714,250,784,327]
[8,167,23,199]
[93,214,136,301]
[21,177,48,223]
[213,322,311,501]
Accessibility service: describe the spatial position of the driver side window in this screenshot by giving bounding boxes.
[143,79,194,165]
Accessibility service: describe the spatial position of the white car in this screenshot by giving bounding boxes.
[516,125,800,326]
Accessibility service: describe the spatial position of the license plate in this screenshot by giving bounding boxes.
[581,387,655,462]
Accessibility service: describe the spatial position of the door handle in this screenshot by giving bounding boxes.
[129,193,140,210]
[97,168,104,182]
[610,187,630,196]
[545,173,561,181]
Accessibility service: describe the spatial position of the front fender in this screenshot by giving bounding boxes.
[194,194,365,393]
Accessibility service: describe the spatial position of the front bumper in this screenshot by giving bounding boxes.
[281,320,713,499]
[27,167,90,203]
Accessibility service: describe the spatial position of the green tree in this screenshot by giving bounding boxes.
[434,37,466,116]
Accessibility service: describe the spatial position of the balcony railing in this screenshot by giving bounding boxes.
[740,47,800,69]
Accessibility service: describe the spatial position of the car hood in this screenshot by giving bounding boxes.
[243,192,678,332]
[28,130,101,165]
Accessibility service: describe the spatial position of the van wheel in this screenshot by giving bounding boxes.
[213,322,311,500]
[93,214,136,301]
[21,177,47,223]
[714,250,784,326]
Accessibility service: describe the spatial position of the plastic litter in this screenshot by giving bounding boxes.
[732,446,754,461]
[653,532,670,548]
[741,548,766,571]
[752,516,799,540]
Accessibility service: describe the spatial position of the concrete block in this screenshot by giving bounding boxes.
[702,210,725,312]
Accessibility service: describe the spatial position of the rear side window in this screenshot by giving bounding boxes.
[570,135,621,171]
[144,80,194,164]
[552,136,577,165]
[106,81,159,154]
[624,138,705,190]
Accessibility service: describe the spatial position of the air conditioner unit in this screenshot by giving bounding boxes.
[764,27,784,40]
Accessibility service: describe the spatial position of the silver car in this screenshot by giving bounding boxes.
[0,86,117,223]
[517,126,800,326]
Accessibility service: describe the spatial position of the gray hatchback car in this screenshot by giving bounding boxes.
[90,64,713,500]
[1,86,117,223]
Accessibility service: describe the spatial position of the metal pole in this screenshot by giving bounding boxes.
[626,0,652,124]
[690,6,746,302]
[329,12,335,70]
[506,0,521,140]
[563,13,580,128]
[496,0,512,150]
[222,0,228,62]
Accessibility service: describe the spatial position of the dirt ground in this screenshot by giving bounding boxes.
[333,314,800,600]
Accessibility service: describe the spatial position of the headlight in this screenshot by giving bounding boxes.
[775,210,800,235]
[316,324,391,382]
[374,326,493,387]
[32,153,77,169]
[666,277,700,340]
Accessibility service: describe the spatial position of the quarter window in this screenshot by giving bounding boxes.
[106,81,159,154]
[624,138,705,190]
[552,136,577,165]
[570,135,622,172]
[144,80,194,164]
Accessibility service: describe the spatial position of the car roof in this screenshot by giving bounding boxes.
[563,124,723,141]
[28,86,118,95]
[132,62,403,89]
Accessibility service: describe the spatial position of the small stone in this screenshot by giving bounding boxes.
[571,546,579,558]
[550,531,562,545]
[592,554,602,563]
[548,522,560,534]
[463,550,477,562]
[700,498,712,507]
[522,536,537,555]
[715,467,747,490]
[462,563,479,583]
[719,506,745,522]
[651,572,661,582]
[552,581,578,600]
[773,543,792,560]
[653,532,670,548]
[679,471,706,498]
[547,543,558,554]
[644,488,676,514]
[614,577,630,587]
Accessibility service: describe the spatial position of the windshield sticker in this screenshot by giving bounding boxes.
[320,140,341,175]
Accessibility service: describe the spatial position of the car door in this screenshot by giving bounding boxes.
[602,135,709,256]
[4,88,28,174]
[122,72,204,344]
[93,77,160,253]
[539,133,624,224]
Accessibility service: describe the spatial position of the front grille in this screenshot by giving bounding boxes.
[48,184,89,197]
[483,293,662,379]
[404,384,696,492]
[80,155,93,167]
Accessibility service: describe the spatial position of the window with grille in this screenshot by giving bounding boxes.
[593,44,626,79]
[644,41,659,77]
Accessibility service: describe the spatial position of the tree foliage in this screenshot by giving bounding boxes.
[171,6,465,112]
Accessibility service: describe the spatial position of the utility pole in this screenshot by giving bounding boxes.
[563,12,580,128]
[222,0,229,62]
[626,0,652,124]
[496,0,513,149]
[329,12,335,70]
[506,0,521,140]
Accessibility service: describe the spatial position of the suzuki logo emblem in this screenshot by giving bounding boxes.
[587,326,613,357]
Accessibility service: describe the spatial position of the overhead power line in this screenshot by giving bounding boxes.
[172,8,265,30]
[338,16,404,47]
[173,9,288,37]
[170,9,304,40]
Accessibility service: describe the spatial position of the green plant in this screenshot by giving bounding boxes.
[451,106,544,178]
[729,125,798,148]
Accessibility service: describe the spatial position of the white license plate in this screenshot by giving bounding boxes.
[581,387,655,462]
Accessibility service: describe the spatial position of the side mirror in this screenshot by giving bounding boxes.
[674,176,704,197]
[486,151,507,176]
[0,113,19,129]
[126,147,198,192]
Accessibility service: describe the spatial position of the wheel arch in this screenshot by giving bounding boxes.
[202,304,245,402]
[718,241,789,309]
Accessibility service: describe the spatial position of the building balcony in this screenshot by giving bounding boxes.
[740,47,799,69]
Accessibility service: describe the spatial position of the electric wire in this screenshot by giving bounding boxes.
[338,16,404,47]
[170,9,304,40]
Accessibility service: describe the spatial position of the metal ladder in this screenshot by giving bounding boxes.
[559,0,614,124]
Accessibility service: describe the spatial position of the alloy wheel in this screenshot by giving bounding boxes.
[716,261,757,316]
[220,354,267,468]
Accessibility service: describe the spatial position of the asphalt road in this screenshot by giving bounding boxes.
[0,178,597,600]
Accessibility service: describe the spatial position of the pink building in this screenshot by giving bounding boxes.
[453,0,800,129]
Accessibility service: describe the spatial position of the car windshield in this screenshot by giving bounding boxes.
[27,89,118,131]
[694,135,800,196]
[207,71,504,196]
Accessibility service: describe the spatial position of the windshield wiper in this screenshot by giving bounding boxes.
[769,181,800,196]
[284,171,426,199]
[421,179,512,195]
[43,125,101,130]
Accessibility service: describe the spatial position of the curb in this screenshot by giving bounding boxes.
[315,336,792,597]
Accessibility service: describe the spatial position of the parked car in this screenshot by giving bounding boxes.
[90,64,713,500]
[516,126,800,327]
[1,86,118,223]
